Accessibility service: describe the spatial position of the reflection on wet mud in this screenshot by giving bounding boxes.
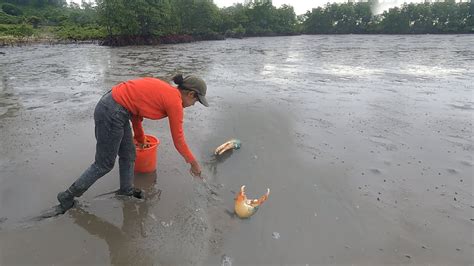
[71,171,160,265]
[0,76,20,119]
[70,203,152,265]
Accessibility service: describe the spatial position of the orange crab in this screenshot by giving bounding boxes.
[234,185,270,218]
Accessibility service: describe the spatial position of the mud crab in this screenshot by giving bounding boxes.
[234,185,270,219]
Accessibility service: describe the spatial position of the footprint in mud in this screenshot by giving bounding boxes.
[446,168,459,174]
[384,88,398,93]
[312,89,329,93]
[25,202,80,222]
[370,168,382,175]
[342,91,360,95]
[418,91,437,95]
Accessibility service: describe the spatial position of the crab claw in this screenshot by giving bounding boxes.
[214,139,241,155]
[249,188,270,208]
[233,185,245,201]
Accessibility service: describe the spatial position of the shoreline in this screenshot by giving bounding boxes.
[0,33,227,47]
[2,32,472,47]
[2,32,473,47]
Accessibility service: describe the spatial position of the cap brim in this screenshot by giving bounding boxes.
[197,94,209,107]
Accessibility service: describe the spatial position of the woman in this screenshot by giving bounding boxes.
[57,74,208,213]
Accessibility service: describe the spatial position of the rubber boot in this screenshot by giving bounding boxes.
[117,158,143,199]
[57,184,82,214]
[116,187,144,199]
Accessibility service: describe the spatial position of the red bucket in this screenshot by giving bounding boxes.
[134,134,159,173]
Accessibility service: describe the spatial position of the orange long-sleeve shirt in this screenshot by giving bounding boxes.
[111,77,195,163]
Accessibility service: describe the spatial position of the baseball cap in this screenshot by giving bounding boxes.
[182,75,209,107]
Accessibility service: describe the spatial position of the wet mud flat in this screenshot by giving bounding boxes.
[1,35,473,265]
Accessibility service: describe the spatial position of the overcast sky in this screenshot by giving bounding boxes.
[68,0,341,15]
[214,0,341,14]
[69,0,425,15]
[214,0,427,15]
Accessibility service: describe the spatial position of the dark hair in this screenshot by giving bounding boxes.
[172,74,185,89]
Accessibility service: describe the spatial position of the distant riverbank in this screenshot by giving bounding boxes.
[2,31,473,47]
[0,32,225,47]
[1,1,471,48]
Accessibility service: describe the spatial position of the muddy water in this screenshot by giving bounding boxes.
[0,35,473,265]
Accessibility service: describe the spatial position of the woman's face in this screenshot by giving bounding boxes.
[182,90,198,108]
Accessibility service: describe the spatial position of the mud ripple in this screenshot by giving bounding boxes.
[368,135,398,151]
[448,103,474,111]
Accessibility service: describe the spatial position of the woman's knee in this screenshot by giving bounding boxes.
[119,154,135,163]
[95,160,115,175]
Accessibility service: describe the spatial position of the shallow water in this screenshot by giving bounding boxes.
[0,35,473,264]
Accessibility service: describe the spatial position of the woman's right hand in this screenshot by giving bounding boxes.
[135,136,150,149]
[189,160,202,179]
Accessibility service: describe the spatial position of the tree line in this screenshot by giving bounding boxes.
[303,0,473,34]
[0,0,472,45]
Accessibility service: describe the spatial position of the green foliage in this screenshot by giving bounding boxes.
[0,0,66,7]
[302,1,471,34]
[172,0,221,34]
[0,10,20,23]
[55,24,105,40]
[67,3,97,26]
[226,24,245,38]
[2,3,23,15]
[0,23,33,37]
[96,0,175,37]
[273,5,297,34]
[95,0,297,39]
[218,2,298,36]
[219,4,249,33]
[26,15,41,27]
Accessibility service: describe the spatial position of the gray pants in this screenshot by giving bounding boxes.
[71,91,136,196]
